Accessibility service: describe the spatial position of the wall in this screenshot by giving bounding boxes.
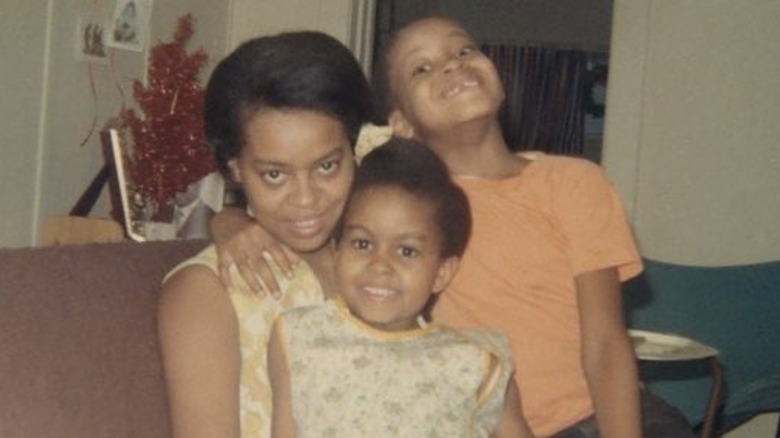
[0,1,50,247]
[603,0,780,266]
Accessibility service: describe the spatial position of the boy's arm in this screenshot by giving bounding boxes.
[211,206,299,296]
[157,266,242,438]
[493,380,536,438]
[268,320,296,438]
[576,267,642,438]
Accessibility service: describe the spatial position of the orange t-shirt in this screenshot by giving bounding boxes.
[432,154,642,436]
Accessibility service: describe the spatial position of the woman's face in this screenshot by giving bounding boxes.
[387,17,505,139]
[228,109,354,255]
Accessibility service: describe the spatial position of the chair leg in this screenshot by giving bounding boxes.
[700,357,724,438]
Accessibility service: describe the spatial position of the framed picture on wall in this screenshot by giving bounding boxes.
[106,0,153,52]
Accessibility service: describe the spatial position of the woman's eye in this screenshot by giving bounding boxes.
[318,160,339,175]
[398,246,419,258]
[261,170,286,185]
[412,63,431,76]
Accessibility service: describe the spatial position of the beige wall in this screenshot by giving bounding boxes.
[0,1,50,246]
[603,0,780,266]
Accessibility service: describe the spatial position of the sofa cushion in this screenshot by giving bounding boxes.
[0,239,208,438]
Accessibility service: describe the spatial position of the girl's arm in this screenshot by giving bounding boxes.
[268,321,296,438]
[576,267,642,438]
[157,266,242,438]
[211,207,299,296]
[493,381,536,438]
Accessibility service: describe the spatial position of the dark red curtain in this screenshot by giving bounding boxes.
[482,44,588,155]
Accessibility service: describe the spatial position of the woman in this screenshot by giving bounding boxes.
[157,31,372,438]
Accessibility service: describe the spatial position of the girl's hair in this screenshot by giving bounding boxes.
[340,138,471,258]
[204,31,373,175]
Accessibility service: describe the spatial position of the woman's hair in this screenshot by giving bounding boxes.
[340,138,471,258]
[204,31,373,175]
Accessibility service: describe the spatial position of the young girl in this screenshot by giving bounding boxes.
[213,16,695,438]
[157,31,372,438]
[268,138,533,437]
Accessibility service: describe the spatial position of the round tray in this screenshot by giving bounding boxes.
[629,329,719,361]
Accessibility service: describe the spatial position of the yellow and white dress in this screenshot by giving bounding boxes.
[165,245,324,437]
[274,298,514,437]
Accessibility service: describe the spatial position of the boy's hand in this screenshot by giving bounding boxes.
[211,207,299,297]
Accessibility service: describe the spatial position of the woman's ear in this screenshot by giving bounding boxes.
[227,158,242,184]
[432,256,460,294]
[389,110,416,139]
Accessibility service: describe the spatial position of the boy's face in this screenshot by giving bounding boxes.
[387,18,505,139]
[336,185,458,331]
[228,108,354,254]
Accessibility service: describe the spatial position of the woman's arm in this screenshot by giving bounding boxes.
[576,267,642,438]
[268,321,296,438]
[493,381,536,438]
[157,266,242,438]
[211,207,299,297]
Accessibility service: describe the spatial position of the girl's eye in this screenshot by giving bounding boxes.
[351,239,371,251]
[318,160,339,175]
[262,170,286,185]
[398,246,419,258]
[412,63,432,76]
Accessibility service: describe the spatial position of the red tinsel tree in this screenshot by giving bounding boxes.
[122,14,215,208]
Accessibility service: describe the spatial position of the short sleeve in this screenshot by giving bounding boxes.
[551,159,643,281]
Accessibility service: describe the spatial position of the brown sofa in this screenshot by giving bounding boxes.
[0,239,208,438]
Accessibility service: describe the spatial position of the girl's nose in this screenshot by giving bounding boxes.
[367,250,393,273]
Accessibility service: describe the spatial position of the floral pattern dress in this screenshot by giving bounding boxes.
[275,298,514,437]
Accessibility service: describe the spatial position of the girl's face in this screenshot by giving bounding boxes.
[228,109,354,255]
[386,18,505,139]
[336,186,458,331]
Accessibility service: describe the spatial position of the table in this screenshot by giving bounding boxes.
[629,329,724,438]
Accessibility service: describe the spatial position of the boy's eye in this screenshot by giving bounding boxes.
[412,63,432,76]
[261,170,286,185]
[397,246,419,258]
[458,46,475,57]
[318,160,339,175]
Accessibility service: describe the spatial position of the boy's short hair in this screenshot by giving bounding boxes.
[204,31,373,175]
[341,138,471,258]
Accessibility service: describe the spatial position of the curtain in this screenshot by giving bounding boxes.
[482,44,588,155]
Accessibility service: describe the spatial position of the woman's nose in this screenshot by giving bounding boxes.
[289,177,318,207]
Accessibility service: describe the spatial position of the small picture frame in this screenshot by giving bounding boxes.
[106,0,153,52]
[76,15,109,64]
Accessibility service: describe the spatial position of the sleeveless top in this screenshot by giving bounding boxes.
[164,245,324,437]
[275,298,514,437]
